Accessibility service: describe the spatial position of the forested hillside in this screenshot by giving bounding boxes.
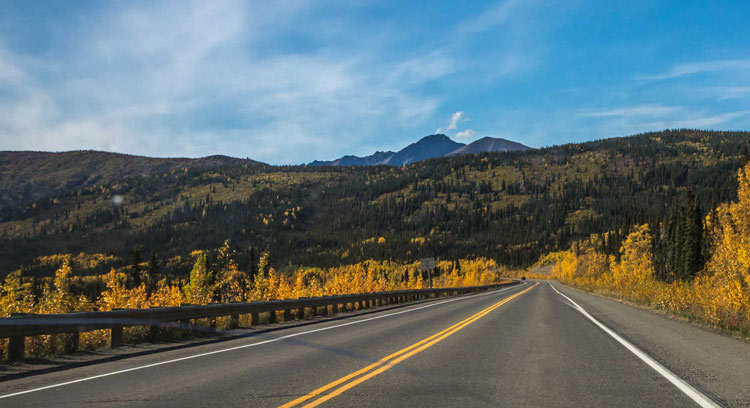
[1,129,749,280]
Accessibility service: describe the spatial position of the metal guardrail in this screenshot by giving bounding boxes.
[0,282,518,361]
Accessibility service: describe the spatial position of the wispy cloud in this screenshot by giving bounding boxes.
[639,111,750,129]
[579,104,679,118]
[447,111,464,130]
[0,0,552,163]
[436,110,468,134]
[703,86,750,100]
[455,0,527,35]
[0,1,454,163]
[638,59,750,81]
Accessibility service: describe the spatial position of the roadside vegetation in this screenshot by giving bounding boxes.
[0,254,505,359]
[536,163,750,336]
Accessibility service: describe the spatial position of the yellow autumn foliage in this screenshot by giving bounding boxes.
[549,163,750,334]
[1,237,507,359]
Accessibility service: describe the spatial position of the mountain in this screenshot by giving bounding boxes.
[387,134,465,165]
[449,136,529,155]
[310,134,529,166]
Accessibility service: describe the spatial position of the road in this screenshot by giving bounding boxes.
[0,281,747,407]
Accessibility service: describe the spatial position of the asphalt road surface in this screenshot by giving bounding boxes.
[1,281,748,407]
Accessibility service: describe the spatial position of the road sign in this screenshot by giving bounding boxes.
[419,258,436,288]
[419,258,436,270]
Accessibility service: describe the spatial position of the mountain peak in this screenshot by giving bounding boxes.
[449,137,530,156]
[420,133,451,140]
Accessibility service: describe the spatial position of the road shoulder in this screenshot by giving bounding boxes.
[550,281,750,408]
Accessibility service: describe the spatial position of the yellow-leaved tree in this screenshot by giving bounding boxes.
[0,270,34,317]
[702,163,750,327]
[183,253,214,305]
[608,224,656,302]
[98,268,148,310]
[149,279,184,307]
[214,241,247,303]
[38,259,80,314]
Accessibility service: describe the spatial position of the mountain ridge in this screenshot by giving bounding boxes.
[310,134,530,166]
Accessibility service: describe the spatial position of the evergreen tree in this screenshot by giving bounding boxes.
[654,190,704,281]
[146,252,160,296]
[680,191,704,279]
[129,247,143,289]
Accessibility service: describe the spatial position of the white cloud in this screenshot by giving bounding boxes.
[638,59,750,81]
[455,129,476,139]
[447,111,464,130]
[0,1,454,163]
[0,0,573,163]
[435,111,468,134]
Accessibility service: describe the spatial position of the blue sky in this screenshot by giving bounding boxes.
[1,0,749,164]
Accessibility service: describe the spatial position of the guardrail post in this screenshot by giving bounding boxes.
[229,314,240,329]
[65,332,79,354]
[111,326,124,348]
[149,323,159,340]
[179,303,193,334]
[8,336,24,361]
[180,318,191,335]
[268,310,277,324]
[332,303,339,314]
[284,309,292,322]
[251,312,259,326]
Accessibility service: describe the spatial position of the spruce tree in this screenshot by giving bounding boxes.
[129,247,142,289]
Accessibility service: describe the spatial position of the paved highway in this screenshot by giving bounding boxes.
[1,281,747,407]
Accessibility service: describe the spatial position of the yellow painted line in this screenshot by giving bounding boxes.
[279,282,537,408]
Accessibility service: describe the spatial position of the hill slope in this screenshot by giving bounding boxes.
[0,150,267,208]
[1,130,748,278]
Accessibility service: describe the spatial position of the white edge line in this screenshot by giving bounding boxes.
[548,282,722,408]
[0,283,526,400]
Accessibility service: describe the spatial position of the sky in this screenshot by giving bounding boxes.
[1,1,749,164]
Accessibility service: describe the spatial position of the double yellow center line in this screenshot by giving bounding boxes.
[279,282,538,408]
